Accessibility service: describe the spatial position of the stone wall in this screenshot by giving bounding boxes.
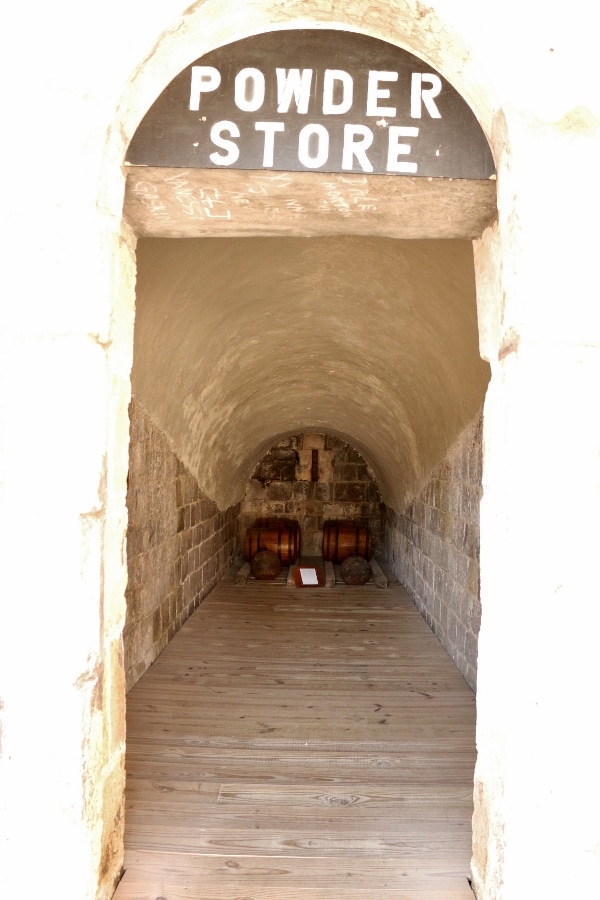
[385,415,482,690]
[240,433,385,557]
[124,399,239,690]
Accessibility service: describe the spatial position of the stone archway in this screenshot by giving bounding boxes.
[110,5,504,899]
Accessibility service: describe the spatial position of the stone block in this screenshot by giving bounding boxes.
[152,606,162,643]
[272,447,298,461]
[298,532,319,555]
[293,480,311,499]
[278,460,297,481]
[175,477,184,508]
[197,498,211,520]
[365,483,383,503]
[302,433,325,450]
[302,515,322,532]
[318,450,334,482]
[465,629,479,668]
[338,445,363,463]
[246,478,267,499]
[176,506,185,533]
[333,482,366,502]
[468,595,482,633]
[468,559,480,597]
[426,505,442,534]
[413,499,426,527]
[265,482,293,501]
[296,448,313,480]
[263,501,285,516]
[335,462,358,481]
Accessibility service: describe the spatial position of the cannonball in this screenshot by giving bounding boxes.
[251,549,282,580]
[340,555,371,585]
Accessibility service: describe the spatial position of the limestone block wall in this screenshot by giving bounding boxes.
[240,434,385,557]
[124,399,239,689]
[385,416,482,690]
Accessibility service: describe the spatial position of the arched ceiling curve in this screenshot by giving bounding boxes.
[133,236,489,511]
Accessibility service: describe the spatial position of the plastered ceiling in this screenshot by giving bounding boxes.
[132,235,490,511]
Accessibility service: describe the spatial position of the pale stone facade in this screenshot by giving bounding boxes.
[1,2,599,899]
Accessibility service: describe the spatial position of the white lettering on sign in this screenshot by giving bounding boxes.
[298,124,329,168]
[387,126,419,173]
[410,73,442,118]
[255,121,285,166]
[276,68,313,114]
[209,121,240,165]
[210,121,420,174]
[342,125,374,172]
[189,66,445,174]
[189,66,221,110]
[234,68,266,112]
[366,71,398,117]
[322,69,354,115]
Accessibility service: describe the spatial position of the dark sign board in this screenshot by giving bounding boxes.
[126,30,495,180]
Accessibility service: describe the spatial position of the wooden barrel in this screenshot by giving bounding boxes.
[244,524,300,565]
[322,521,372,563]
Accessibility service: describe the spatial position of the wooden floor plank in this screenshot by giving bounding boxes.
[117,880,475,900]
[123,828,472,858]
[121,850,474,881]
[117,853,475,899]
[116,570,476,898]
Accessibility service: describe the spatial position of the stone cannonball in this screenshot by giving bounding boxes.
[340,555,372,585]
[251,549,282,580]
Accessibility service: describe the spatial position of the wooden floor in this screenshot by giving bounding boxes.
[116,566,476,899]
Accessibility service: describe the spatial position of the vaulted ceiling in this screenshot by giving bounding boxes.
[132,234,489,511]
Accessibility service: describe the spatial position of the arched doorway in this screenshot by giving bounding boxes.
[116,6,499,899]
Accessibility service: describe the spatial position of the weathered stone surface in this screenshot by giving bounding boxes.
[124,400,239,690]
[125,168,497,240]
[385,415,482,690]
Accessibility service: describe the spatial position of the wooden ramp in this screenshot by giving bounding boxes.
[116,569,476,899]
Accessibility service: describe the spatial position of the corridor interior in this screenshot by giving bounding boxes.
[116,221,490,896]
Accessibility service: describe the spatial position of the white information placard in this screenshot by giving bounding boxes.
[299,567,319,586]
